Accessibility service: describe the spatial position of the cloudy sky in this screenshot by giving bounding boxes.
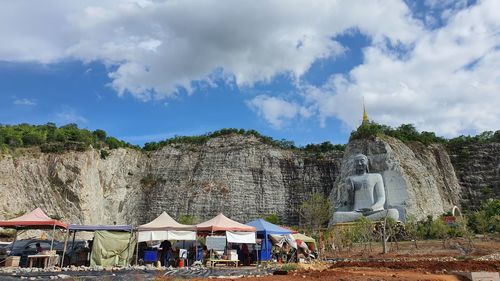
[0,0,498,145]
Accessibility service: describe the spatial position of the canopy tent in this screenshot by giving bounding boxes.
[292,233,317,251]
[246,219,292,261]
[0,208,67,229]
[63,224,134,267]
[137,212,196,242]
[90,230,136,267]
[196,213,256,232]
[197,214,256,262]
[0,208,67,252]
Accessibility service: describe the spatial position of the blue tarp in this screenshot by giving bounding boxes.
[246,219,292,261]
[68,224,133,232]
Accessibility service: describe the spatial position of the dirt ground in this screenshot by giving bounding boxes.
[174,238,500,281]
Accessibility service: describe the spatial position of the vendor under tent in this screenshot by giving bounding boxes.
[0,208,67,253]
[246,219,292,261]
[197,213,256,265]
[136,212,196,265]
[63,224,135,267]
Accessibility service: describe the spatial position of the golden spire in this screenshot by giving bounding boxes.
[362,97,369,124]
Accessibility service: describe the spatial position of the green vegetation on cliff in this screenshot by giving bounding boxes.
[350,121,500,147]
[0,124,345,155]
[349,122,446,145]
[0,123,139,153]
[143,128,346,153]
[4,121,499,155]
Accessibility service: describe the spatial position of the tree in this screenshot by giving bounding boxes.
[474,211,490,236]
[264,214,282,225]
[22,131,46,146]
[93,129,107,141]
[353,216,374,253]
[431,219,450,248]
[404,215,419,249]
[299,193,332,232]
[178,215,198,225]
[105,137,122,149]
[455,216,474,249]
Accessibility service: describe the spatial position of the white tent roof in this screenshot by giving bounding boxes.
[196,213,256,232]
[138,212,196,231]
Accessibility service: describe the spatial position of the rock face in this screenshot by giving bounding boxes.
[0,133,495,227]
[329,136,462,223]
[138,135,341,225]
[0,135,341,225]
[0,149,146,225]
[448,142,500,211]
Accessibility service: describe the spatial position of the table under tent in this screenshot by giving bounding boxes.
[64,224,135,267]
[136,212,196,266]
[196,213,256,267]
[245,218,292,261]
[0,208,67,268]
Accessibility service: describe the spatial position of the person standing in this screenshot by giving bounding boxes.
[160,240,172,266]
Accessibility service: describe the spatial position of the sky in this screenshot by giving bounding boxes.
[0,0,499,146]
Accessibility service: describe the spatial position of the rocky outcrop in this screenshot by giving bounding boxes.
[329,135,462,223]
[0,135,342,225]
[448,142,500,211]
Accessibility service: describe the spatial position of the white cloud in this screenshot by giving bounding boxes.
[300,0,500,136]
[0,0,421,101]
[13,98,37,106]
[246,95,311,128]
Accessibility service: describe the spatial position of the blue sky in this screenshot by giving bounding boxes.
[0,0,498,146]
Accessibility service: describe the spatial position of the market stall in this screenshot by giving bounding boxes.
[136,212,196,265]
[196,213,256,266]
[246,218,292,261]
[65,224,135,267]
[0,208,68,267]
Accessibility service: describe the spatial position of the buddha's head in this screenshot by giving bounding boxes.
[354,153,369,175]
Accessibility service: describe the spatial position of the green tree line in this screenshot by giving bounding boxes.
[143,128,346,153]
[0,123,139,153]
[350,121,500,147]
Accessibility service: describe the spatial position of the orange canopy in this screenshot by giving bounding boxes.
[0,208,67,229]
[196,213,256,232]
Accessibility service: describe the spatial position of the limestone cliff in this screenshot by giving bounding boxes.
[329,135,462,223]
[0,134,341,225]
[1,133,492,227]
[448,142,500,211]
[0,149,146,225]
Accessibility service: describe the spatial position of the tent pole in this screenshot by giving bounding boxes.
[70,231,76,265]
[60,230,69,267]
[125,229,133,266]
[10,229,19,255]
[50,223,56,251]
[135,230,139,266]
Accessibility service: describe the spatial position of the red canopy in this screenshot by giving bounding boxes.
[196,213,256,232]
[0,208,67,229]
